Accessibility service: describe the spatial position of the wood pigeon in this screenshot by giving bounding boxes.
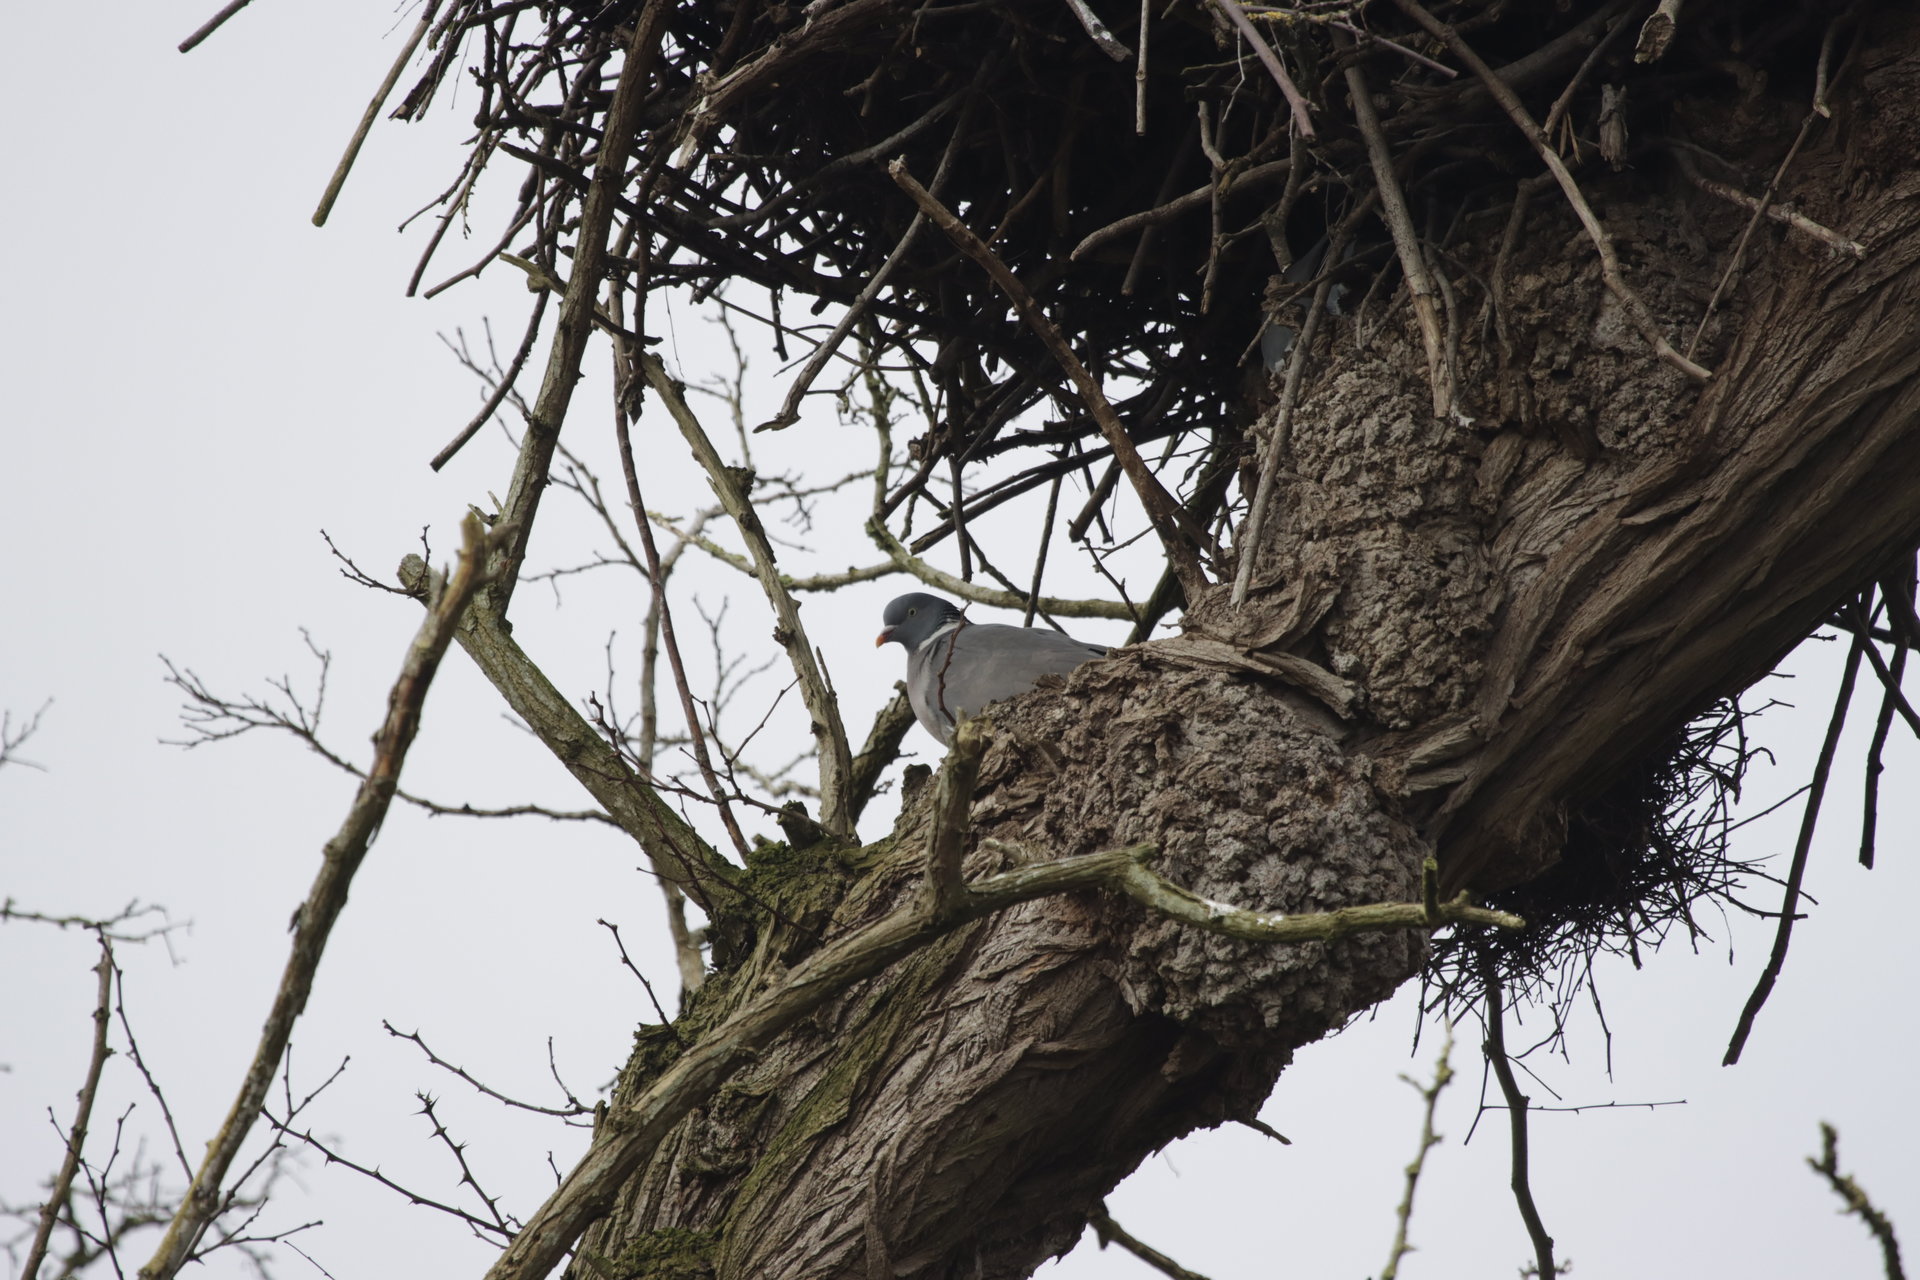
[875,592,1108,745]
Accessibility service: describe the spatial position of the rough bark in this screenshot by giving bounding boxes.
[574,14,1920,1280]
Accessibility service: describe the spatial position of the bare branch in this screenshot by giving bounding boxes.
[21,937,115,1280]
[865,517,1136,620]
[1380,1024,1454,1280]
[641,353,857,838]
[1483,972,1561,1278]
[0,699,53,772]
[1807,1124,1906,1280]
[397,551,742,912]
[139,513,510,1280]
[1725,621,1866,1064]
[483,0,674,617]
[1088,1203,1211,1280]
[310,1,442,226]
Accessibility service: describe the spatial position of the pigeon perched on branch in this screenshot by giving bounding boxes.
[875,592,1108,746]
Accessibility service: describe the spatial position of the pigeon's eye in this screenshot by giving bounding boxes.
[908,608,916,616]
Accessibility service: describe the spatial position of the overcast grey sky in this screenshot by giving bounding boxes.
[3,6,1914,1280]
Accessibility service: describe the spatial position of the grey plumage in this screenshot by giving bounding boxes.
[876,592,1107,745]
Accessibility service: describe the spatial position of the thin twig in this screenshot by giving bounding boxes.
[615,409,755,861]
[1060,0,1132,61]
[1089,1204,1212,1280]
[22,937,115,1280]
[1807,1123,1907,1280]
[176,0,254,53]
[1724,620,1866,1065]
[1381,1024,1454,1280]
[1483,972,1559,1279]
[431,296,550,471]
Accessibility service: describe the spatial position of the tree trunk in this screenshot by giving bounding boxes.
[576,12,1920,1279]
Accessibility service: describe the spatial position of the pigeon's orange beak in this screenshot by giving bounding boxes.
[874,628,893,648]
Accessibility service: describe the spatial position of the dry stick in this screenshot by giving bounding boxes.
[1198,0,1315,138]
[1075,160,1291,262]
[484,842,1523,1280]
[756,214,926,433]
[1135,0,1150,134]
[1061,0,1132,61]
[1635,0,1683,64]
[1483,973,1559,1280]
[1089,1204,1213,1280]
[887,160,1212,602]
[1380,1024,1454,1280]
[176,0,255,52]
[641,355,857,839]
[1682,169,1866,258]
[1724,621,1866,1066]
[1860,639,1904,869]
[1807,1124,1908,1280]
[1684,114,1820,361]
[431,293,549,471]
[1345,51,1452,418]
[866,519,1135,619]
[615,417,755,862]
[311,1,442,226]
[137,515,504,1280]
[1024,473,1064,627]
[21,939,114,1280]
[486,1,672,618]
[1850,599,1920,738]
[1392,0,1711,382]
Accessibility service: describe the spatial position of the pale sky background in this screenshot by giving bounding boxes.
[2,6,1914,1280]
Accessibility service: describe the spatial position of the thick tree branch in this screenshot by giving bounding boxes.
[396,552,741,913]
[488,841,1521,1280]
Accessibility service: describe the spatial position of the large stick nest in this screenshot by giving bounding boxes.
[404,0,1846,493]
[373,0,1887,1020]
